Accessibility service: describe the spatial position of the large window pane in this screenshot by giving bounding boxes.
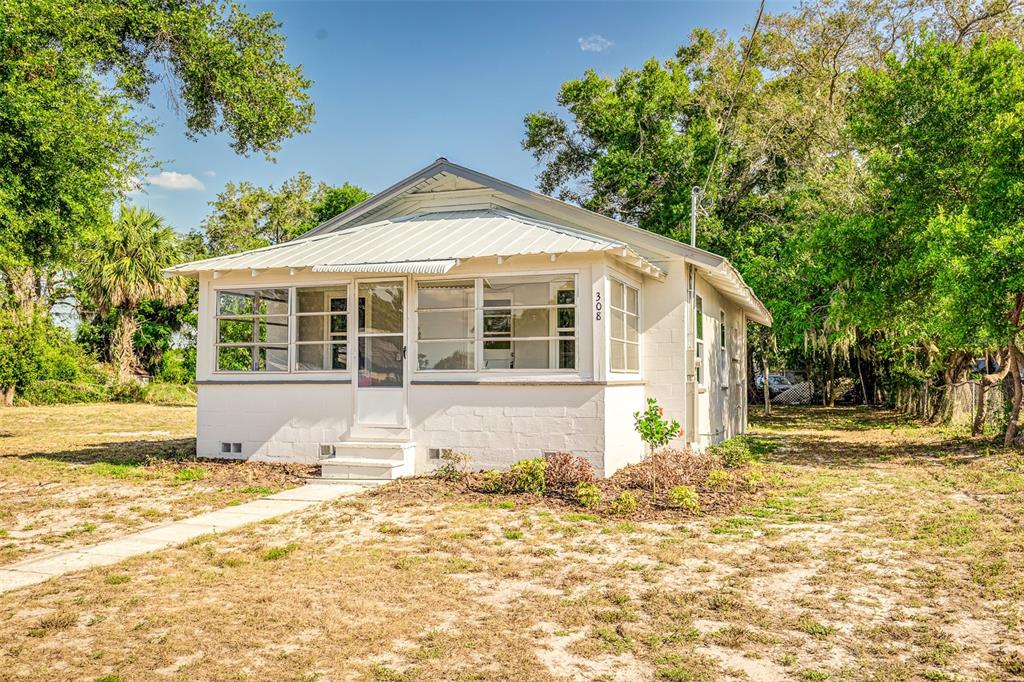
[218,318,253,344]
[258,317,289,343]
[626,313,639,343]
[611,280,625,310]
[611,310,625,340]
[626,344,639,372]
[418,310,473,340]
[609,279,640,373]
[358,336,403,387]
[418,341,474,370]
[296,343,347,371]
[418,280,474,309]
[359,282,403,334]
[218,346,252,371]
[257,346,289,372]
[297,287,347,314]
[217,290,254,316]
[483,276,574,307]
[559,339,576,370]
[610,341,625,372]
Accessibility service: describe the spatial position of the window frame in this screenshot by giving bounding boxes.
[413,273,579,374]
[719,310,728,387]
[608,277,641,374]
[293,285,352,373]
[695,294,704,386]
[213,287,291,373]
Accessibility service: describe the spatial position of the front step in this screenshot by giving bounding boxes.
[319,441,415,480]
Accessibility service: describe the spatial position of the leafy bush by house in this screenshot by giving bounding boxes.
[610,491,638,515]
[543,451,596,494]
[504,458,548,494]
[705,469,732,490]
[480,469,504,493]
[575,481,602,508]
[434,450,473,482]
[668,485,700,512]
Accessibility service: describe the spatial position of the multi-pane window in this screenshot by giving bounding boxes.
[295,286,349,371]
[695,295,704,385]
[358,281,405,387]
[215,289,290,372]
[720,310,728,385]
[415,275,577,371]
[417,280,475,370]
[609,279,640,372]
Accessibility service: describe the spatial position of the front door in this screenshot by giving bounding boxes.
[355,280,406,426]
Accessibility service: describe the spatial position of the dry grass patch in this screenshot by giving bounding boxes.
[0,403,311,565]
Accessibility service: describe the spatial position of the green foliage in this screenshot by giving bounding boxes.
[633,398,683,452]
[0,311,47,400]
[110,381,144,403]
[155,348,196,385]
[18,381,110,405]
[261,543,298,561]
[668,485,700,512]
[504,458,548,495]
[203,173,371,256]
[434,450,472,482]
[174,467,206,483]
[610,491,639,516]
[143,382,196,405]
[480,470,504,493]
[0,0,314,300]
[708,437,758,468]
[705,469,732,490]
[574,482,602,508]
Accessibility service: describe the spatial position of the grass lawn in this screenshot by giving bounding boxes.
[0,406,1022,681]
[0,403,310,565]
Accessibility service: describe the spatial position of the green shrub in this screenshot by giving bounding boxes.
[705,469,732,490]
[434,450,472,482]
[610,491,638,515]
[575,481,602,508]
[708,437,755,468]
[110,380,145,403]
[19,380,110,405]
[143,381,196,405]
[505,458,548,495]
[480,469,504,493]
[668,485,700,512]
[633,397,682,451]
[156,348,195,384]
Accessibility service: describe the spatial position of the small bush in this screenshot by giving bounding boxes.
[668,485,700,512]
[503,529,523,540]
[543,452,596,494]
[480,469,504,493]
[504,458,548,495]
[575,481,602,508]
[708,436,764,468]
[614,448,718,491]
[18,380,110,405]
[610,491,638,515]
[705,469,732,490]
[174,467,206,482]
[434,450,472,482]
[143,381,196,405]
[156,348,195,384]
[110,380,144,403]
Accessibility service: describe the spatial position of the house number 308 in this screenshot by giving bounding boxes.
[594,291,602,321]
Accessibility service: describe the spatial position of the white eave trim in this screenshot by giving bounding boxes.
[311,259,458,274]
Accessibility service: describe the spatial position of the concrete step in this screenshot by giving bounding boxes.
[321,441,412,461]
[319,441,416,480]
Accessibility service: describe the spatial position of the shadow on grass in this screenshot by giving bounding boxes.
[748,405,986,469]
[10,438,197,467]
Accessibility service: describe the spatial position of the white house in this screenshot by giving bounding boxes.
[165,159,771,479]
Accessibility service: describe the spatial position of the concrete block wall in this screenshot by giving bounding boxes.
[408,384,606,474]
[197,384,353,463]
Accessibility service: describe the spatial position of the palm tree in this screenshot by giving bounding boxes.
[81,206,185,381]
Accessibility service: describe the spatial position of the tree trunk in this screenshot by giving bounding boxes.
[1,386,14,407]
[972,381,987,437]
[826,351,836,408]
[111,311,140,382]
[856,353,868,405]
[1005,345,1023,447]
[1,265,40,313]
[761,354,771,417]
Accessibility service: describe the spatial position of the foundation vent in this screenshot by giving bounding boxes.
[319,444,336,459]
[221,442,242,454]
[428,448,441,460]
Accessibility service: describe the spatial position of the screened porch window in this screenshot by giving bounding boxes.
[295,286,349,372]
[695,295,704,385]
[215,289,289,372]
[609,279,640,372]
[415,275,577,371]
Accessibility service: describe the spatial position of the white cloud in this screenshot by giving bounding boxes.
[145,171,205,191]
[578,34,614,52]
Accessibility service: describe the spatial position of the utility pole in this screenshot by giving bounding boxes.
[690,186,700,247]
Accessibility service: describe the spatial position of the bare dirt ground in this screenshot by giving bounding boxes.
[0,405,1021,681]
[0,404,309,565]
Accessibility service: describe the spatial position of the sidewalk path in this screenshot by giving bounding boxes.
[0,483,370,594]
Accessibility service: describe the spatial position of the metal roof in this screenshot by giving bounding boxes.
[165,208,666,279]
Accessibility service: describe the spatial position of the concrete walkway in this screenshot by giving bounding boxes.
[0,483,370,595]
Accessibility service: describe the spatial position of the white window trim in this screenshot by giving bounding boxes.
[293,285,352,373]
[608,277,641,374]
[412,272,580,375]
[720,310,728,387]
[213,287,291,373]
[695,294,705,387]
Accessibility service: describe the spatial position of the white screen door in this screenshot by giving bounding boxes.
[356,280,406,426]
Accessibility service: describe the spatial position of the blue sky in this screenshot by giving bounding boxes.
[131,1,781,233]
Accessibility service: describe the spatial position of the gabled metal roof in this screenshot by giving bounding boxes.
[164,208,666,280]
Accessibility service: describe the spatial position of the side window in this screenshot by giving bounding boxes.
[720,310,727,385]
[609,279,640,372]
[695,295,704,385]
